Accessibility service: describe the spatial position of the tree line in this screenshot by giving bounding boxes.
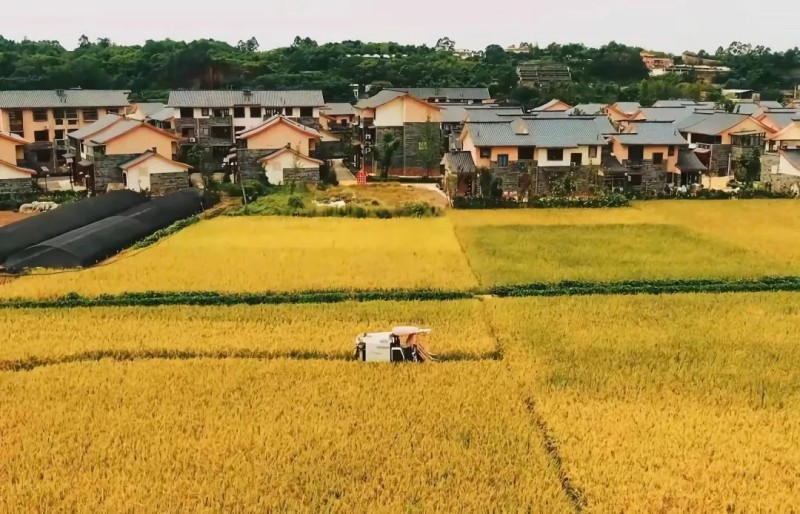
[0,35,797,107]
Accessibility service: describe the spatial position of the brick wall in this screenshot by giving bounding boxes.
[94,154,139,193]
[237,149,276,181]
[150,172,189,195]
[283,167,319,184]
[0,178,35,194]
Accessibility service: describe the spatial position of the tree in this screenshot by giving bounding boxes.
[737,149,762,185]
[373,132,400,178]
[417,115,442,177]
[78,35,90,48]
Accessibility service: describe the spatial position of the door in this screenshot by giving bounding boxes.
[570,153,583,166]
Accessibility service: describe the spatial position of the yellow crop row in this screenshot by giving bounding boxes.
[487,292,800,511]
[0,216,478,299]
[0,359,571,512]
[0,300,497,366]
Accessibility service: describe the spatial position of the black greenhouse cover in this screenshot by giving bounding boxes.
[3,188,205,272]
[0,190,147,261]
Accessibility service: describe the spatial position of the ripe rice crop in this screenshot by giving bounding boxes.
[0,359,572,512]
[486,292,800,511]
[0,217,478,299]
[0,300,497,367]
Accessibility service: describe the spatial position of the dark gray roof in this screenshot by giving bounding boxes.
[591,116,616,135]
[679,113,752,135]
[566,103,606,115]
[67,114,125,141]
[652,99,698,108]
[441,106,468,123]
[639,106,699,123]
[674,112,711,131]
[148,107,175,122]
[168,90,325,108]
[322,103,355,116]
[602,154,628,173]
[136,102,166,117]
[614,122,688,145]
[87,119,144,145]
[464,107,524,122]
[676,149,707,172]
[355,90,407,109]
[782,150,800,171]
[443,151,476,174]
[733,103,760,115]
[0,89,130,109]
[466,117,607,148]
[761,101,784,110]
[389,87,491,101]
[762,111,800,129]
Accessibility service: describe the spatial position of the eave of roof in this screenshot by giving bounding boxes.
[257,146,324,165]
[238,115,321,140]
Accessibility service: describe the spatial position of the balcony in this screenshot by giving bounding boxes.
[208,116,232,127]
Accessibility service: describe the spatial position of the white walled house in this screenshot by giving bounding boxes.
[120,151,192,194]
[258,147,323,185]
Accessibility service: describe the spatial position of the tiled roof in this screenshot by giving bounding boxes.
[760,101,784,110]
[678,113,752,135]
[322,103,355,116]
[532,99,570,111]
[238,115,321,139]
[148,107,175,122]
[761,111,800,130]
[120,151,192,170]
[168,90,325,108]
[566,103,606,115]
[67,114,124,141]
[87,119,143,145]
[0,89,130,108]
[440,106,467,123]
[466,117,607,148]
[602,154,628,173]
[464,108,524,122]
[676,149,707,172]
[733,103,760,115]
[355,90,407,109]
[613,102,641,114]
[389,87,491,101]
[136,102,166,117]
[782,150,800,172]
[443,151,476,174]
[615,122,689,145]
[652,99,698,108]
[0,131,29,144]
[639,106,700,123]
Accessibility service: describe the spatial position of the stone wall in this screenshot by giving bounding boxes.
[150,172,189,195]
[283,167,319,184]
[374,124,443,176]
[94,154,138,193]
[0,178,34,194]
[491,162,602,196]
[237,149,276,181]
[767,173,800,193]
[760,152,780,181]
[708,145,732,175]
[375,127,404,171]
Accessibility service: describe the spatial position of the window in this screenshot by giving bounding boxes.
[94,145,106,156]
[83,109,98,121]
[570,153,583,166]
[233,107,246,118]
[53,108,65,120]
[33,109,48,122]
[250,107,261,118]
[497,154,509,167]
[547,148,564,161]
[628,174,643,186]
[284,107,295,116]
[65,109,78,120]
[234,126,246,135]
[519,147,534,160]
[200,108,210,117]
[54,130,65,139]
[180,108,194,119]
[418,141,428,150]
[589,146,598,158]
[107,108,119,115]
[212,108,229,118]
[201,127,210,136]
[653,152,664,165]
[181,127,196,138]
[300,107,313,117]
[479,147,491,159]
[68,119,78,126]
[668,145,675,156]
[34,129,49,142]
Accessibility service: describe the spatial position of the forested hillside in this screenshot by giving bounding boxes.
[0,35,797,107]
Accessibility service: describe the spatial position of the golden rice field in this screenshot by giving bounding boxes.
[487,292,800,511]
[0,360,572,512]
[0,300,497,367]
[0,217,478,299]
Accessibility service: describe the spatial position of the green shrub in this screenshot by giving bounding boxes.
[287,195,305,209]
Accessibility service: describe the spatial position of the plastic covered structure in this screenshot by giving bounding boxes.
[0,190,147,261]
[4,189,205,272]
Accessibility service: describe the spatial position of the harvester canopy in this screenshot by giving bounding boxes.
[355,327,435,363]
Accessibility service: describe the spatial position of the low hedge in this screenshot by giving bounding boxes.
[453,194,630,209]
[132,216,200,249]
[366,176,441,184]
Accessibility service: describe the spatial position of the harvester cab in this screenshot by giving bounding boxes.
[354,326,435,363]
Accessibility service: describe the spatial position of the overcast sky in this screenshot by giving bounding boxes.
[3,0,796,53]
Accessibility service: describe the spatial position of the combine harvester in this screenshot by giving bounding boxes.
[355,327,435,363]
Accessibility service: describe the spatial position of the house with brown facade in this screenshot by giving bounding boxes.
[235,115,322,184]
[67,114,185,193]
[0,131,36,193]
[353,90,443,176]
[0,89,131,174]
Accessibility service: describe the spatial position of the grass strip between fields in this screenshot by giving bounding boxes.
[3,276,800,308]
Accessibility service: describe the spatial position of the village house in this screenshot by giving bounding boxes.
[458,116,608,195]
[755,108,800,133]
[640,51,673,72]
[67,114,185,193]
[532,99,572,112]
[676,112,774,176]
[0,89,131,174]
[606,121,705,190]
[353,90,443,176]
[320,103,356,132]
[767,119,800,151]
[387,87,492,105]
[235,114,322,184]
[0,131,36,193]
[167,90,325,169]
[604,102,642,123]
